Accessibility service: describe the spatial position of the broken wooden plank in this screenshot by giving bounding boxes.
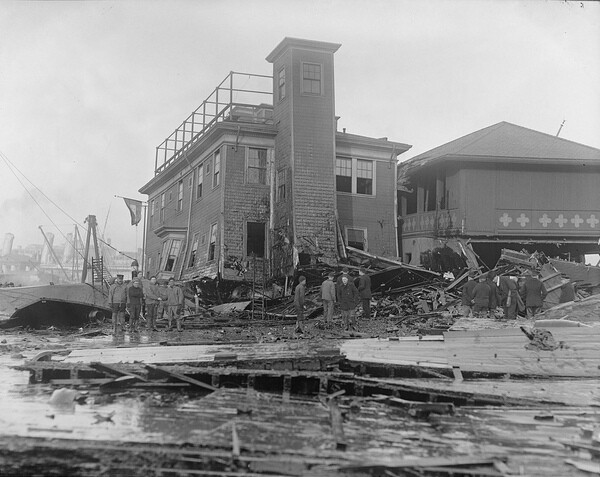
[328,397,347,451]
[445,327,600,377]
[90,362,148,382]
[144,364,217,392]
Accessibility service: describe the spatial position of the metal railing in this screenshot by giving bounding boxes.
[155,71,274,175]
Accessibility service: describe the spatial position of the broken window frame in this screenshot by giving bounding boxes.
[246,221,266,258]
[247,147,268,185]
[188,233,199,268]
[161,238,182,272]
[345,226,367,251]
[208,223,218,262]
[302,62,322,95]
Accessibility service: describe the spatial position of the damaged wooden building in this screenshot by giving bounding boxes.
[139,38,411,281]
[397,121,600,268]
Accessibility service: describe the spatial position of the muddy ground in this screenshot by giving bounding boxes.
[0,313,597,476]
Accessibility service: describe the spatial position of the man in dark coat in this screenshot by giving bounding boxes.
[109,274,128,334]
[294,275,307,333]
[127,278,144,332]
[498,275,518,320]
[486,271,501,310]
[337,275,359,330]
[357,268,372,319]
[521,271,548,318]
[461,273,477,316]
[471,275,491,317]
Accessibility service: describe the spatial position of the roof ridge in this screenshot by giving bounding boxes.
[500,121,600,153]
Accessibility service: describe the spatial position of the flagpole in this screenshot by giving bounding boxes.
[141,203,147,278]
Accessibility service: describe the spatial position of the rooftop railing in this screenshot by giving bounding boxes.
[155,71,274,175]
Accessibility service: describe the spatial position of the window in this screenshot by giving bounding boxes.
[213,150,220,188]
[277,169,286,202]
[197,164,204,199]
[356,160,373,195]
[177,180,183,211]
[160,193,165,222]
[248,147,268,184]
[302,63,321,95]
[161,239,182,272]
[346,228,366,251]
[335,158,352,193]
[336,157,375,195]
[246,222,265,258]
[208,223,218,261]
[424,176,436,212]
[150,200,155,220]
[278,68,286,101]
[188,233,199,268]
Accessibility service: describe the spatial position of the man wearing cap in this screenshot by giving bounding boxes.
[337,274,360,330]
[127,278,144,332]
[294,275,307,333]
[357,268,372,320]
[320,272,336,324]
[520,271,547,318]
[336,267,350,288]
[108,274,128,334]
[166,278,185,331]
[498,275,518,320]
[143,276,161,331]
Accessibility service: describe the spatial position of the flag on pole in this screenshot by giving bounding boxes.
[123,198,143,226]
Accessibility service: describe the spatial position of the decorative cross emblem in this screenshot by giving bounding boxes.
[516,213,530,227]
[571,214,584,228]
[587,214,599,228]
[499,213,512,227]
[538,213,552,227]
[555,214,568,228]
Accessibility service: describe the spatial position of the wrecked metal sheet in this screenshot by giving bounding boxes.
[210,301,252,314]
[0,283,110,328]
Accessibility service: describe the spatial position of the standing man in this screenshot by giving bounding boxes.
[521,271,548,318]
[320,272,336,324]
[108,274,128,334]
[337,275,360,330]
[498,275,518,320]
[357,268,372,320]
[144,276,161,331]
[471,275,491,317]
[461,272,477,317]
[166,278,185,332]
[486,271,501,310]
[127,278,144,332]
[294,275,307,334]
[156,280,168,323]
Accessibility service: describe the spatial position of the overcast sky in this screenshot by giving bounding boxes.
[1,0,599,254]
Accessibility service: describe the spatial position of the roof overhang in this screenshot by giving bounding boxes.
[266,37,341,63]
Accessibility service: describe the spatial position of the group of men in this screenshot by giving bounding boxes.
[462,270,548,319]
[108,274,185,334]
[293,268,372,333]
